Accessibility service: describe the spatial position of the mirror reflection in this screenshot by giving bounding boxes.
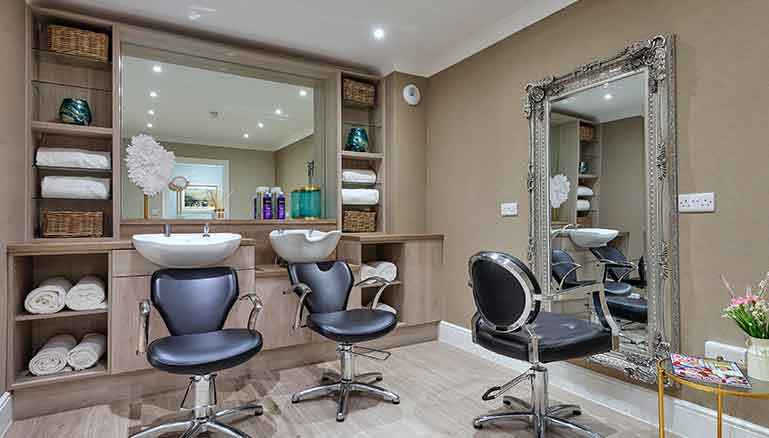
[120,46,324,220]
[548,72,648,353]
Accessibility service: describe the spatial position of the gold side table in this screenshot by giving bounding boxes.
[657,357,769,438]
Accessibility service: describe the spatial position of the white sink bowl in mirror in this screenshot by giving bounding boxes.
[132,233,242,268]
[269,229,341,263]
[566,228,619,248]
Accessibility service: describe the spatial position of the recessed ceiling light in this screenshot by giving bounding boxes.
[149,91,158,98]
[147,109,155,115]
[152,65,163,73]
[188,12,201,20]
[146,123,153,128]
[603,93,613,100]
[274,108,283,115]
[373,28,385,40]
[299,89,308,97]
[243,133,249,139]
[258,123,264,128]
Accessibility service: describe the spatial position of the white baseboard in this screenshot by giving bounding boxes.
[0,392,11,438]
[438,321,769,438]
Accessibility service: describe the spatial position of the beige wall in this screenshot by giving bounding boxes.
[122,141,275,219]
[600,116,645,259]
[427,0,769,424]
[385,72,428,233]
[275,134,314,217]
[0,0,27,392]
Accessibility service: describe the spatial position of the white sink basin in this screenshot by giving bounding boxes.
[566,228,619,248]
[269,229,341,263]
[132,233,242,268]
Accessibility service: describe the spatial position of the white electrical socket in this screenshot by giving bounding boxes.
[501,202,518,217]
[678,192,715,213]
[705,341,746,366]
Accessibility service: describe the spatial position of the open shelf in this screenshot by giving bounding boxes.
[16,309,108,322]
[340,151,383,160]
[32,48,111,71]
[31,121,113,138]
[578,174,599,179]
[35,165,112,174]
[11,360,107,390]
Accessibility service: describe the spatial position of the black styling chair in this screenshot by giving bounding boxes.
[469,252,619,437]
[552,249,631,297]
[132,268,264,438]
[287,261,400,422]
[589,246,647,289]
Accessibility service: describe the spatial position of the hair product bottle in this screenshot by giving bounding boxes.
[262,191,272,219]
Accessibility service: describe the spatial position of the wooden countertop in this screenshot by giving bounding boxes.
[340,233,444,244]
[7,237,257,255]
[121,219,338,226]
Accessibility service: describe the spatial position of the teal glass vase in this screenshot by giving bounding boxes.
[345,128,369,152]
[59,98,92,126]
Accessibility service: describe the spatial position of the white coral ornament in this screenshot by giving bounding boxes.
[549,174,571,209]
[125,135,175,196]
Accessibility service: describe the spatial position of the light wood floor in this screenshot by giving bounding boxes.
[7,341,665,437]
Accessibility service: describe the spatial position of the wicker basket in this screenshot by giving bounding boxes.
[343,210,377,233]
[576,216,593,228]
[579,125,595,142]
[48,25,109,61]
[342,78,376,107]
[42,211,104,238]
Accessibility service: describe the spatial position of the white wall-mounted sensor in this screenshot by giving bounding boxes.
[403,84,421,106]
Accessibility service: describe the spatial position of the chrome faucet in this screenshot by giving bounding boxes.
[163,224,172,237]
[203,223,210,238]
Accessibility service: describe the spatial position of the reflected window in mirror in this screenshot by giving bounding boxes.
[120,44,325,220]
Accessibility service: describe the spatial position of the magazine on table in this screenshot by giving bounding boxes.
[670,353,751,388]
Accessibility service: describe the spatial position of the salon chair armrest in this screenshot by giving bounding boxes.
[283,283,313,330]
[354,276,393,309]
[590,288,621,343]
[596,258,638,282]
[137,300,151,356]
[239,293,263,332]
[552,260,585,290]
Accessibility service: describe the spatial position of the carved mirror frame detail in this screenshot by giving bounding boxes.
[524,35,678,384]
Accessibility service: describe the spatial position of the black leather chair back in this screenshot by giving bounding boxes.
[151,267,239,336]
[288,261,354,314]
[468,252,540,332]
[590,246,631,281]
[551,249,579,288]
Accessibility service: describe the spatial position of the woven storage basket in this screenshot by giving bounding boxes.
[579,125,595,142]
[576,216,593,228]
[342,78,376,107]
[48,25,109,61]
[343,210,377,233]
[42,211,104,238]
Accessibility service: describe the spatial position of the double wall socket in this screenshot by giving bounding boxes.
[500,202,518,217]
[678,192,715,213]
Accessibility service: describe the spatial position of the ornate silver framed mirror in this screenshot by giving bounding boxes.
[524,35,678,384]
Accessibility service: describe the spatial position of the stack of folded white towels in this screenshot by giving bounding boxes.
[28,333,107,376]
[24,276,107,315]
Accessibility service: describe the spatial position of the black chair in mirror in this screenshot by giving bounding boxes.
[286,261,400,422]
[132,267,265,438]
[469,251,619,437]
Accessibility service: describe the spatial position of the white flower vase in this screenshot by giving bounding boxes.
[747,337,769,381]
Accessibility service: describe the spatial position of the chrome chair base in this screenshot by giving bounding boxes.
[130,374,262,438]
[473,365,602,438]
[291,344,400,422]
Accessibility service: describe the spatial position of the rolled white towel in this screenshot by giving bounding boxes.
[360,261,398,282]
[66,276,107,311]
[576,199,591,211]
[41,176,110,200]
[29,334,77,376]
[24,277,72,314]
[341,188,379,206]
[67,333,106,370]
[36,147,111,170]
[576,185,594,196]
[342,169,377,184]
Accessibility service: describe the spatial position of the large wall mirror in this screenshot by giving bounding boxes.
[525,35,678,383]
[120,43,327,220]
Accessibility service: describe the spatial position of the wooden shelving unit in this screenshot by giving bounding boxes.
[26,8,120,240]
[12,360,107,390]
[337,72,387,233]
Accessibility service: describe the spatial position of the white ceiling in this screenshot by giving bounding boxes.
[34,0,578,77]
[551,73,645,123]
[122,55,315,150]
